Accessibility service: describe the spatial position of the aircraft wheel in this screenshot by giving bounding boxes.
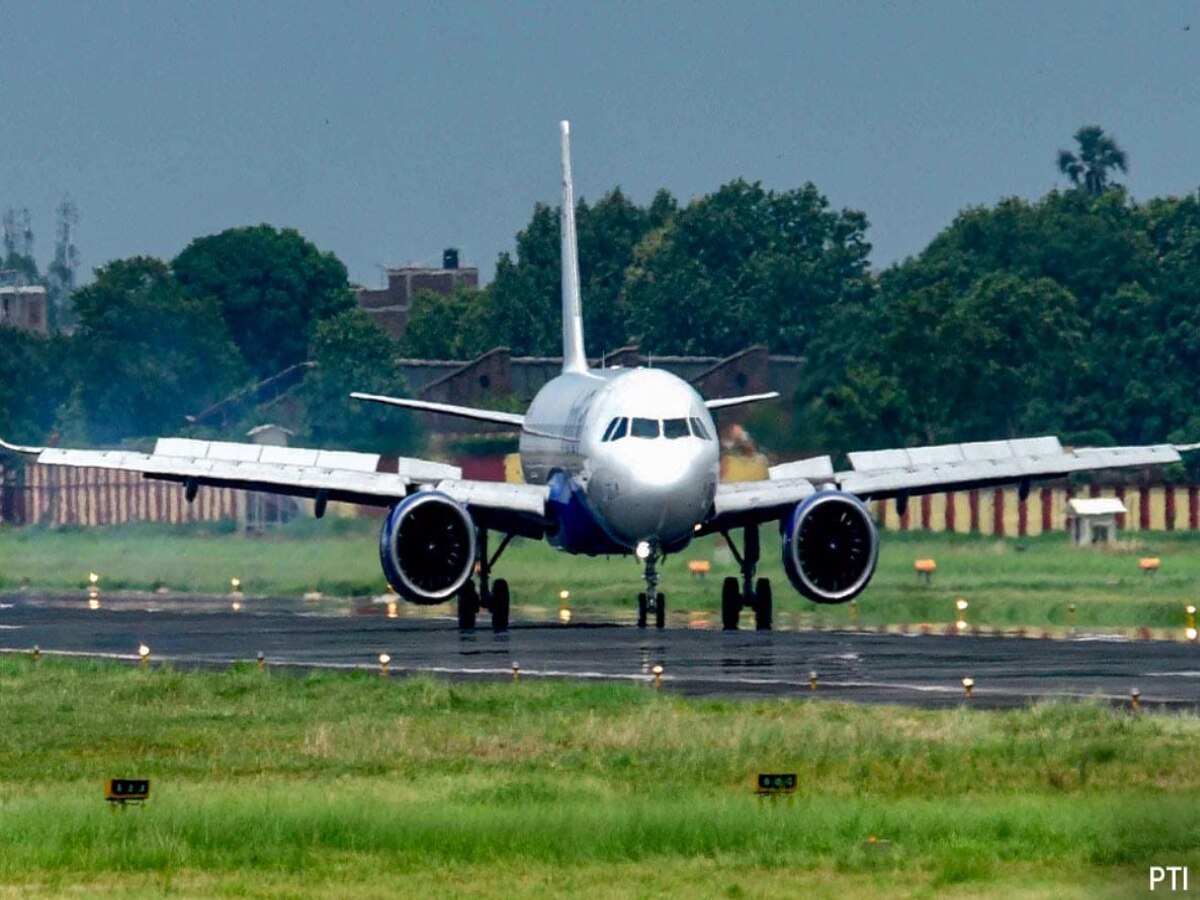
[458,581,478,631]
[721,576,740,631]
[491,579,510,632]
[637,592,648,628]
[754,578,773,632]
[655,592,666,630]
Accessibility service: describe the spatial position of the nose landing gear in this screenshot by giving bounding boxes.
[458,529,512,633]
[719,523,772,631]
[636,549,667,629]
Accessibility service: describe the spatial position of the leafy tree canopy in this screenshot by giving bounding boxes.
[71,257,245,443]
[172,225,355,380]
[0,328,73,445]
[625,180,872,356]
[1057,125,1128,196]
[301,309,422,455]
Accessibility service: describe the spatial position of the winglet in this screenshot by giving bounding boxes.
[560,120,587,374]
[0,436,44,456]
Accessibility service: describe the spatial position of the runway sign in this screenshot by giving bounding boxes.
[104,779,150,804]
[756,773,797,795]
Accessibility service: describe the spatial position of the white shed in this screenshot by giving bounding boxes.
[1066,497,1126,546]
[240,424,298,532]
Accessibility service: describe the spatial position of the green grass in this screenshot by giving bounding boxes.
[0,657,1197,896]
[2,520,1200,629]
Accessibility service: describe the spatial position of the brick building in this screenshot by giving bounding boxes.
[0,285,48,333]
[356,248,478,341]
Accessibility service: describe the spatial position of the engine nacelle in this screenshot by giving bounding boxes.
[379,491,476,605]
[782,490,879,604]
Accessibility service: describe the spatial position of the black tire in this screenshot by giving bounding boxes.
[655,592,666,630]
[458,581,478,631]
[754,577,773,632]
[637,592,648,628]
[721,576,740,631]
[491,579,510,632]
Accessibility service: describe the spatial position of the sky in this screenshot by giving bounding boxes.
[1,1,1197,288]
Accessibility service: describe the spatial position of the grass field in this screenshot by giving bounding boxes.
[2,519,1199,630]
[0,656,1198,897]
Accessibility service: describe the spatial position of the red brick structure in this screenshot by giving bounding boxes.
[356,250,479,341]
[0,285,48,334]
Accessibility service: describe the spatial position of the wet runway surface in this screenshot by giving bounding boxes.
[3,593,1199,710]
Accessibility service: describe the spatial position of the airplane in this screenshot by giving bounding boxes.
[2,120,1194,632]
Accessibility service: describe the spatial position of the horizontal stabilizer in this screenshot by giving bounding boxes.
[350,392,525,427]
[704,391,780,411]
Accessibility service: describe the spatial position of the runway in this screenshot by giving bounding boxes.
[3,592,1199,710]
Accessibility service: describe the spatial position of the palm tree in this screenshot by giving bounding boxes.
[1056,126,1128,196]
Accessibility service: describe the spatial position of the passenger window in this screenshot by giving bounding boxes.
[663,418,690,439]
[630,417,659,439]
[689,417,711,440]
[601,418,619,442]
[610,417,628,441]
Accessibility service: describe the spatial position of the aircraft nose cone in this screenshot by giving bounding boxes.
[591,444,715,545]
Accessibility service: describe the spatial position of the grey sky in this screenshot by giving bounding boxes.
[1,1,1197,287]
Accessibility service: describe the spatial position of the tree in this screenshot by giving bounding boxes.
[302,309,422,455]
[484,189,677,359]
[1057,126,1128,196]
[400,287,493,360]
[71,257,244,443]
[0,328,73,445]
[624,180,873,356]
[172,225,355,380]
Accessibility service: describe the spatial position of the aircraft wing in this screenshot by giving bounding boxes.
[0,435,550,536]
[831,437,1183,500]
[704,391,780,411]
[350,392,525,427]
[703,436,1189,532]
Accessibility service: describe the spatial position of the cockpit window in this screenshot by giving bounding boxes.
[630,417,660,439]
[601,418,620,442]
[610,417,628,440]
[689,417,711,440]
[663,418,690,439]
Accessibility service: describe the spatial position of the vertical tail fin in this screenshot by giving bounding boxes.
[560,120,587,373]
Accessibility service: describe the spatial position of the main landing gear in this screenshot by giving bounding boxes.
[458,528,512,633]
[720,523,772,631]
[637,547,666,629]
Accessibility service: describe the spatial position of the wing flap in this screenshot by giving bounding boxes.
[436,480,549,517]
[768,455,835,482]
[714,477,815,519]
[35,447,417,502]
[838,440,1181,498]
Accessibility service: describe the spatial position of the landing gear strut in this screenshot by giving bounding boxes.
[637,550,666,629]
[458,528,512,633]
[720,523,772,631]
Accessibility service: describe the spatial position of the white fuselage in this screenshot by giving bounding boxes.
[519,366,720,550]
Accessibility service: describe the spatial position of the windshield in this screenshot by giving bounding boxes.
[663,418,690,439]
[630,418,660,439]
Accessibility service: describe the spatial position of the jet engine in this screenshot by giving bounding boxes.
[782,491,879,604]
[379,492,476,605]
